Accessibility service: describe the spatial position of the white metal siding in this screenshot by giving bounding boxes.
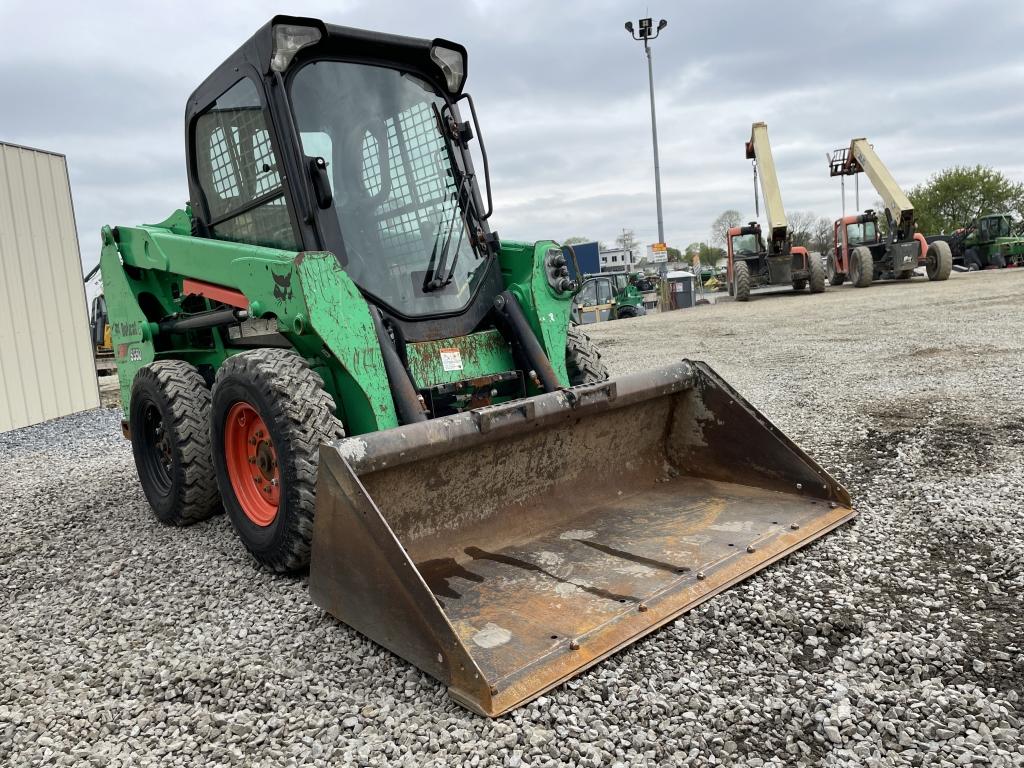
[0,142,100,432]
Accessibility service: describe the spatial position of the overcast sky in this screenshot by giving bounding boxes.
[4,0,1024,283]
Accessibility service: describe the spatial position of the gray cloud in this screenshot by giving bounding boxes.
[2,0,1022,275]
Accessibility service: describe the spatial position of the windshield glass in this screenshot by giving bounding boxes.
[984,216,1011,237]
[290,60,487,317]
[731,233,759,254]
[846,221,877,244]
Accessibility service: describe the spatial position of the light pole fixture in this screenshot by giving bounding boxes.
[625,18,668,259]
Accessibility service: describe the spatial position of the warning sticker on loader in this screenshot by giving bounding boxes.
[439,348,463,372]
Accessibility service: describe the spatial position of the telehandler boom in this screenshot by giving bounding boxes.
[99,16,854,716]
[726,122,825,301]
[827,138,952,286]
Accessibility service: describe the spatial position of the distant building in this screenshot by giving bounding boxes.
[599,246,638,273]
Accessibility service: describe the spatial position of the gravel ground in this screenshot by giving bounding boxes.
[3,269,1023,767]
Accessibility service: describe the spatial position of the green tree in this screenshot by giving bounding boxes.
[908,165,1024,234]
[710,209,742,247]
[685,241,725,267]
[666,246,682,261]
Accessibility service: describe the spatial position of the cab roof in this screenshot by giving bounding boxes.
[185,15,467,124]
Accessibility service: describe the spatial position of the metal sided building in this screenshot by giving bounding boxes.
[0,141,99,432]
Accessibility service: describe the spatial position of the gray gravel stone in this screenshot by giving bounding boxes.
[2,271,1023,766]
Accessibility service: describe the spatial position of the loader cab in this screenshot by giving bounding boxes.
[184,16,502,342]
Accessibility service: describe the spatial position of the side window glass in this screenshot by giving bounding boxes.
[194,78,298,250]
[299,131,335,193]
[596,279,613,304]
[577,281,597,306]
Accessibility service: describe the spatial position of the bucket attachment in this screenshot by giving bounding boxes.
[309,361,853,716]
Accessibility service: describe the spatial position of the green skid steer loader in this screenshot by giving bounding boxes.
[100,16,854,716]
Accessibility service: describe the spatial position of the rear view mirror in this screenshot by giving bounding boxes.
[308,156,333,209]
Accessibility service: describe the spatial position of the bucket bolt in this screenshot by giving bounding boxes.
[569,640,580,651]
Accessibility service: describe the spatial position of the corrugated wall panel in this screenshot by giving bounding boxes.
[0,142,100,432]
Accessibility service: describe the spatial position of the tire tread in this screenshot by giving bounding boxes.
[213,349,344,572]
[133,360,219,525]
[565,327,609,385]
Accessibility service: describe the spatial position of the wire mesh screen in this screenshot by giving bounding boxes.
[194,78,295,250]
[361,101,462,266]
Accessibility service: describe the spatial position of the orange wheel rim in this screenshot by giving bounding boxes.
[224,402,280,526]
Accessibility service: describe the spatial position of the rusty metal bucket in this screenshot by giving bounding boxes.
[309,361,853,716]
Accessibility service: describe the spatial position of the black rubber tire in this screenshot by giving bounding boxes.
[895,270,913,280]
[791,279,807,291]
[926,240,953,281]
[807,255,826,293]
[990,252,1007,269]
[129,361,220,526]
[615,304,640,319]
[565,327,609,385]
[211,349,344,573]
[827,257,846,286]
[965,248,982,271]
[850,247,873,288]
[733,261,751,302]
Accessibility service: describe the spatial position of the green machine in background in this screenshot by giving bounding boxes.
[929,213,1024,270]
[571,271,648,323]
[99,16,854,716]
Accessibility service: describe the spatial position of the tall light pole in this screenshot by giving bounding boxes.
[625,17,668,265]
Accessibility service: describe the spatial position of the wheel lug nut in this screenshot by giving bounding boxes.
[248,457,256,464]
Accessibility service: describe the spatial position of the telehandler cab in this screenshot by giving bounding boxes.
[100,16,854,716]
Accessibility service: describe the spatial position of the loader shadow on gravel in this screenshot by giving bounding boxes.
[855,404,1022,479]
[919,537,1023,692]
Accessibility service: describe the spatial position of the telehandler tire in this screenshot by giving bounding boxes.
[850,247,873,287]
[791,278,807,291]
[565,326,608,385]
[926,240,952,281]
[129,360,220,526]
[827,258,846,286]
[733,261,751,301]
[211,349,344,573]
[807,255,826,293]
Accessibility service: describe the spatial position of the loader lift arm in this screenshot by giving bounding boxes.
[745,122,789,254]
[829,138,915,240]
